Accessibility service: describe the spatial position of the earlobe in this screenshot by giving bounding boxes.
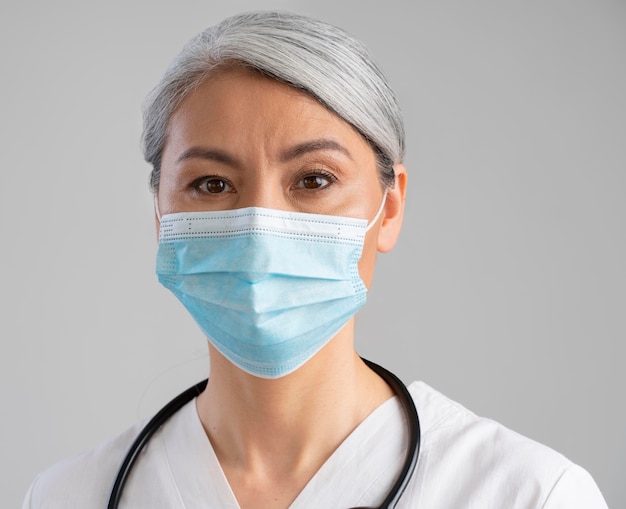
[377,164,407,253]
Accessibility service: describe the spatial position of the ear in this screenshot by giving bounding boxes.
[377,164,407,253]
[154,192,162,241]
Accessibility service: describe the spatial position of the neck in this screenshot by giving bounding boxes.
[195,321,394,479]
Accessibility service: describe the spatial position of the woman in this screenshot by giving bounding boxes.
[23,11,607,509]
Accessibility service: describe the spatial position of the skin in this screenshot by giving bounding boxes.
[157,67,407,509]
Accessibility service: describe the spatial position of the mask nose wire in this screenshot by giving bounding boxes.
[365,190,387,233]
[154,189,387,229]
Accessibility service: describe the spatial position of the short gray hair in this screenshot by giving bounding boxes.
[142,11,405,191]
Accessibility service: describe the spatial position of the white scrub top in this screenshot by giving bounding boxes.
[23,381,608,508]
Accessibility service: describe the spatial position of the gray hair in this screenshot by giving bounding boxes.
[142,11,405,191]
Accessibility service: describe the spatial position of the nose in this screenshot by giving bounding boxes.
[236,176,292,211]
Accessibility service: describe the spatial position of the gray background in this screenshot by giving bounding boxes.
[1,0,623,507]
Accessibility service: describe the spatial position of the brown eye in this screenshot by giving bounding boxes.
[295,172,335,190]
[302,175,326,189]
[197,177,232,194]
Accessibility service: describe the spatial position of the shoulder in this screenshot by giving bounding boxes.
[22,419,146,509]
[403,382,607,508]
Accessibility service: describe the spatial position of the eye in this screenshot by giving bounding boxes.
[294,171,336,190]
[192,176,234,194]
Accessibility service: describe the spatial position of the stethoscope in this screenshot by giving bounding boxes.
[107,359,420,509]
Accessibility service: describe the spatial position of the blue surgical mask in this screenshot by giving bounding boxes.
[155,197,385,379]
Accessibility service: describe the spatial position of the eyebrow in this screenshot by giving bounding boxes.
[279,139,353,162]
[176,138,353,165]
[176,148,237,165]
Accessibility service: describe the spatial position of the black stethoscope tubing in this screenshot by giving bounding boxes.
[107,358,420,509]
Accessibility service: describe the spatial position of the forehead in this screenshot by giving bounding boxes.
[165,67,370,153]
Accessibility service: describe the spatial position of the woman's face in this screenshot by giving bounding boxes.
[158,67,405,286]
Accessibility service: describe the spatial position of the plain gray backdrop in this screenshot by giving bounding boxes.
[1,0,623,507]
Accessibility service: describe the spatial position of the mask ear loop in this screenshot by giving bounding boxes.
[365,190,387,232]
[154,193,162,222]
